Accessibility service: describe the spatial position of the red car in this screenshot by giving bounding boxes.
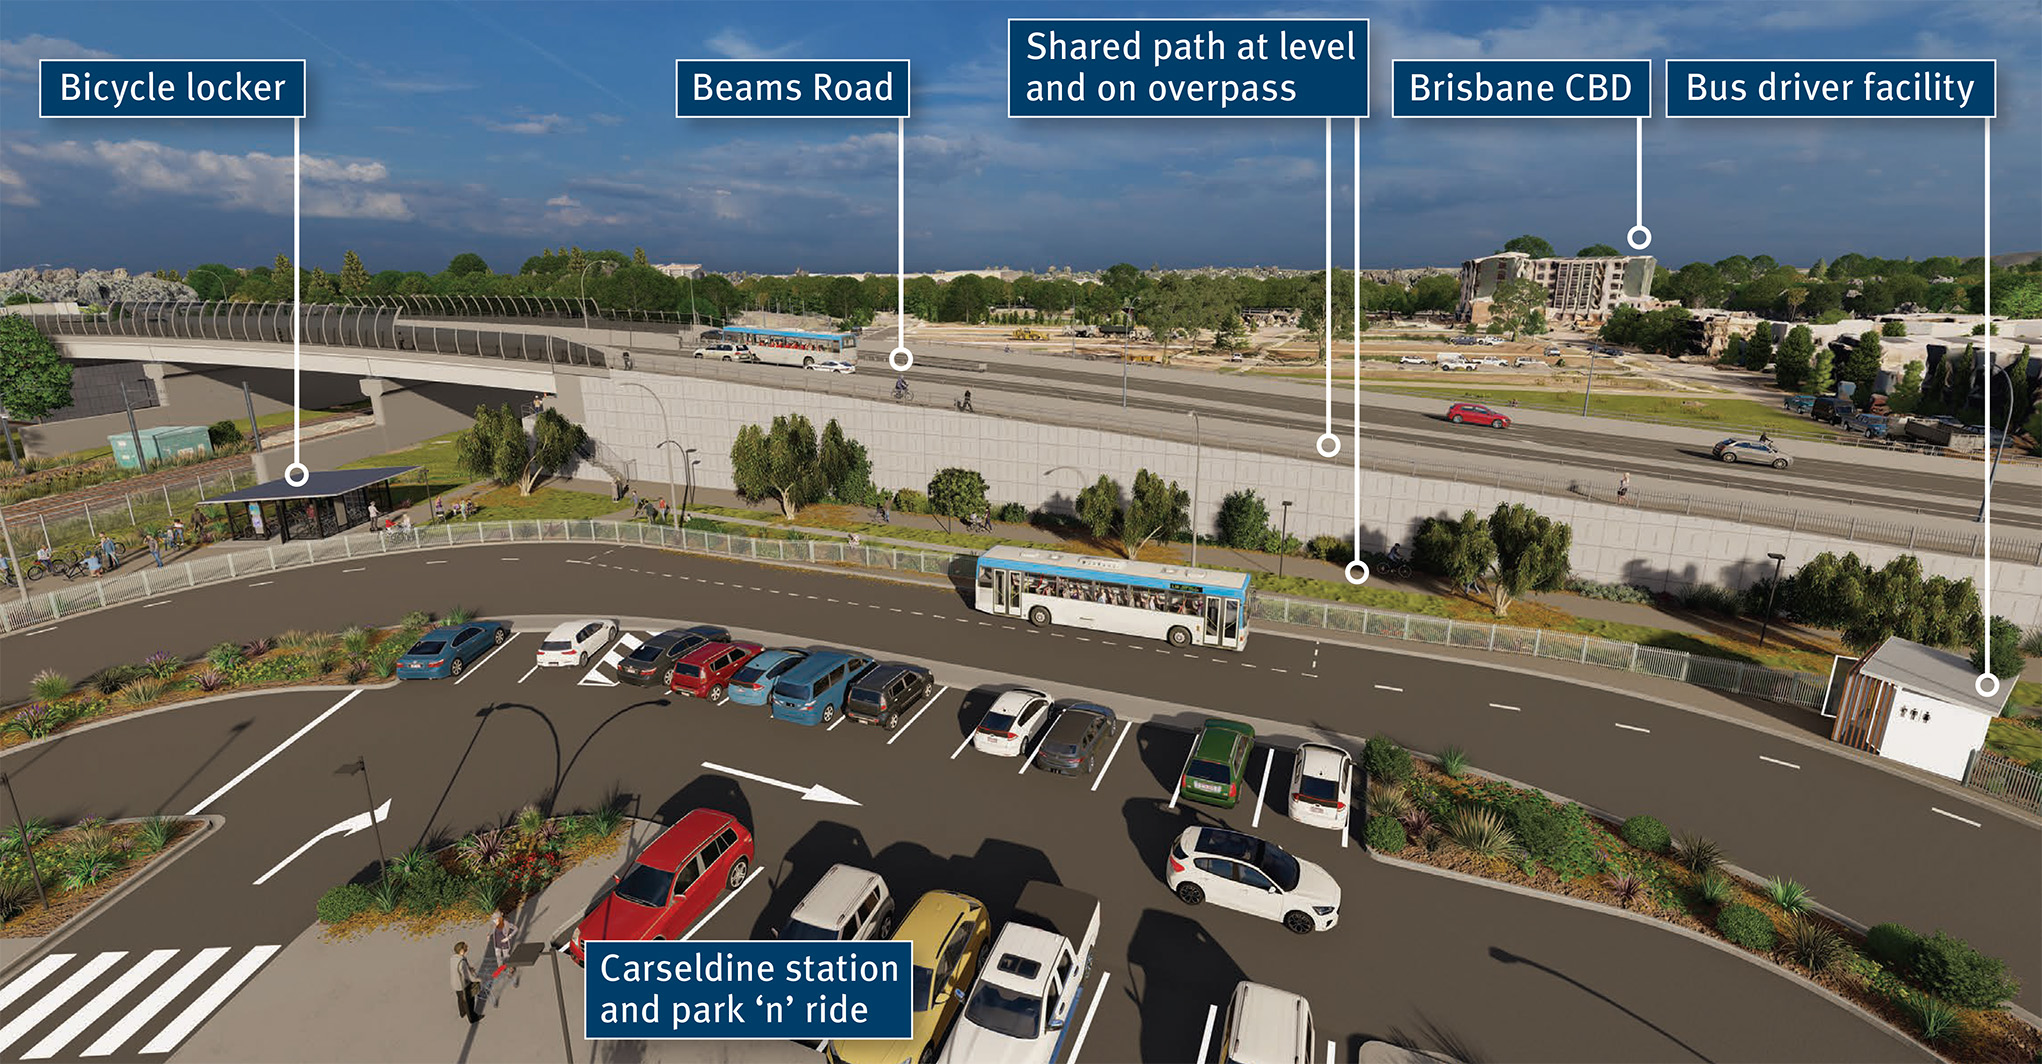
[568,809,754,964]
[1447,402,1511,428]
[667,641,764,700]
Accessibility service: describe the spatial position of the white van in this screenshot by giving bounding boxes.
[1219,981,1315,1064]
[776,864,896,941]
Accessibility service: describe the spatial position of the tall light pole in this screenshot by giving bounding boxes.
[0,772,48,910]
[1278,500,1293,577]
[1977,363,2021,523]
[578,260,605,355]
[1757,552,1787,647]
[334,758,388,876]
[655,442,684,529]
[1186,411,1201,567]
[118,379,149,473]
[1,494,30,609]
[1580,350,1599,417]
[619,381,681,530]
[680,450,698,525]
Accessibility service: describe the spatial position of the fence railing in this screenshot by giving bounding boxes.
[37,301,606,368]
[4,468,259,554]
[1964,748,2042,813]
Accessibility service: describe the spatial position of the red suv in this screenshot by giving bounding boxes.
[1447,402,1511,428]
[668,641,764,700]
[568,809,754,964]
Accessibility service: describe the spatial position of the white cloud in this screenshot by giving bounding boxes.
[704,29,802,61]
[10,138,412,220]
[376,76,474,94]
[0,34,115,82]
[546,194,580,207]
[590,112,625,126]
[481,112,579,135]
[0,162,35,206]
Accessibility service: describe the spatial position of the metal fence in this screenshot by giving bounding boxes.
[35,301,607,368]
[1964,748,2042,813]
[5,468,259,553]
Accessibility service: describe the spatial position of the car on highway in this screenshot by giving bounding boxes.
[828,890,992,1064]
[1517,356,1547,367]
[693,342,751,360]
[1474,355,1509,366]
[615,625,731,686]
[1440,360,1479,372]
[1287,743,1355,832]
[808,359,857,374]
[536,619,618,668]
[667,640,764,700]
[567,809,753,964]
[1166,825,1341,934]
[776,864,896,942]
[727,648,807,706]
[845,662,936,730]
[1712,437,1792,468]
[1032,702,1116,776]
[1397,355,1430,365]
[972,688,1054,757]
[1446,402,1510,428]
[1218,981,1316,1064]
[395,621,509,679]
[769,650,875,726]
[1178,718,1256,809]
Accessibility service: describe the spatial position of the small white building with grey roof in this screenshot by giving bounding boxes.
[1829,636,2012,780]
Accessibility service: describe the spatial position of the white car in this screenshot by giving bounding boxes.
[1166,826,1341,934]
[536,619,618,667]
[1475,356,1509,366]
[692,343,751,360]
[1440,360,1479,372]
[1515,356,1546,367]
[1287,743,1355,832]
[1397,355,1430,365]
[971,688,1053,757]
[807,359,856,374]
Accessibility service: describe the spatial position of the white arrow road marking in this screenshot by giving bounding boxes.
[186,690,359,816]
[579,632,643,686]
[255,799,393,884]
[700,761,859,805]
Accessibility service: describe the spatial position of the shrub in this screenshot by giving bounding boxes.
[194,669,227,692]
[1782,916,1848,975]
[1695,870,1734,907]
[387,846,433,881]
[1717,903,1776,951]
[141,651,180,680]
[1620,815,1671,854]
[1680,584,1746,616]
[467,875,507,915]
[1909,931,2022,1009]
[1,705,65,742]
[1499,797,1605,881]
[29,669,71,701]
[1364,814,1406,853]
[242,636,273,657]
[2022,627,2042,658]
[1865,922,1921,970]
[1395,805,1433,842]
[0,815,52,852]
[1671,832,1722,874]
[1438,745,1468,778]
[344,660,368,684]
[1902,991,1964,1044]
[994,502,1029,523]
[340,626,374,656]
[1362,734,1414,785]
[208,419,244,448]
[372,658,396,679]
[1564,578,1653,604]
[0,872,34,919]
[400,610,432,629]
[1765,876,1813,916]
[133,816,176,855]
[459,829,508,873]
[316,882,375,924]
[1365,780,1410,820]
[206,642,245,670]
[445,606,475,625]
[368,877,400,913]
[61,850,127,891]
[397,863,467,915]
[1441,805,1518,859]
[588,804,624,838]
[276,629,316,651]
[1306,534,1348,563]
[1604,872,1643,908]
[92,665,141,695]
[119,677,168,707]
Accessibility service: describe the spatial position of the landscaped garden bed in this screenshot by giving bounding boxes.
[0,609,470,749]
[313,804,626,940]
[1357,736,2039,1063]
[1,816,201,936]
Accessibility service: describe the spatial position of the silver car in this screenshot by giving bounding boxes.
[1712,437,1792,468]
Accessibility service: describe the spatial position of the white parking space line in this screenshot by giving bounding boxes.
[1066,970,1110,1064]
[1270,667,1287,673]
[1759,755,1802,770]
[1195,1003,1218,1064]
[1489,702,1522,712]
[185,691,359,816]
[1016,746,1034,774]
[1373,684,1402,692]
[0,953,126,1053]
[453,632,520,685]
[888,687,944,745]
[1239,662,1255,668]
[949,731,976,760]
[1092,723,1134,792]
[1326,1039,1336,1064]
[681,867,764,940]
[1614,723,1651,733]
[1251,748,1274,828]
[517,664,539,684]
[500,557,519,561]
[1167,755,1187,810]
[22,948,178,1059]
[828,714,846,731]
[1932,807,1983,828]
[138,945,282,1055]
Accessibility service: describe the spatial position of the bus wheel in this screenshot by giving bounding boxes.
[1028,606,1050,628]
[1167,626,1191,647]
[802,356,815,368]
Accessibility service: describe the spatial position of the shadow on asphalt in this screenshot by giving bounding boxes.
[1125,907,1244,1064]
[1371,1011,1490,1063]
[753,820,876,938]
[650,772,754,837]
[154,719,253,817]
[1134,724,1196,793]
[865,838,1061,924]
[1488,946,1706,1061]
[1121,797,1223,886]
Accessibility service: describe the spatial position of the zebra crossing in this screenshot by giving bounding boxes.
[0,944,280,1061]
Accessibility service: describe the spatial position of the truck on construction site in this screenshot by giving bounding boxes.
[937,881,1101,1064]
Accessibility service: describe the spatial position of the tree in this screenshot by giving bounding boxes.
[1840,330,1883,398]
[1489,277,1548,341]
[1486,503,1571,617]
[1576,243,1621,257]
[521,407,588,495]
[927,468,990,532]
[1075,475,1123,543]
[1783,286,1808,320]
[1775,325,1815,390]
[729,414,822,518]
[447,252,490,277]
[1121,469,1188,559]
[453,404,530,490]
[1502,235,1555,258]
[1408,274,1460,313]
[1783,552,1868,629]
[1808,347,1835,395]
[340,250,369,296]
[0,316,74,419]
[1215,489,1272,550]
[816,419,874,504]
[632,246,650,267]
[1970,615,2026,682]
[1889,361,1925,415]
[1744,325,1775,371]
[274,253,292,274]
[1414,510,1495,597]
[1808,257,1827,280]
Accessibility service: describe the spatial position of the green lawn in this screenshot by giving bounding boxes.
[337,431,624,520]
[1986,717,2042,769]
[339,432,467,505]
[1370,385,1816,435]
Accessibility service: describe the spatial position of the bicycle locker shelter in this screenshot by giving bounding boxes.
[199,466,417,543]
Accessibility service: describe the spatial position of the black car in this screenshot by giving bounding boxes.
[614,625,732,686]
[1032,702,1117,776]
[843,663,934,730]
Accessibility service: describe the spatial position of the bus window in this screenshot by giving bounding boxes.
[977,567,995,589]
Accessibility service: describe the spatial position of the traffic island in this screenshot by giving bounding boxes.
[1,815,208,940]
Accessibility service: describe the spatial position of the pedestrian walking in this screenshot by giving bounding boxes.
[368,501,380,525]
[657,497,668,523]
[1617,471,1631,504]
[484,912,521,1004]
[170,518,185,548]
[99,533,119,571]
[451,942,478,1022]
[145,532,163,568]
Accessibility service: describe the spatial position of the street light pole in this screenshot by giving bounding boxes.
[1,494,31,609]
[118,379,149,473]
[1186,411,1201,567]
[619,381,682,530]
[1977,364,2020,523]
[1278,500,1293,577]
[681,451,698,525]
[0,772,48,910]
[578,260,604,355]
[1758,552,1787,647]
[1580,351,1598,417]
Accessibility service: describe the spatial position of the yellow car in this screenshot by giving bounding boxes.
[829,890,991,1064]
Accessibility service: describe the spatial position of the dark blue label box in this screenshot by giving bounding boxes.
[677,60,910,118]
[40,60,305,119]
[1392,60,1650,118]
[583,941,914,1040]
[1009,18,1368,118]
[1666,60,1995,118]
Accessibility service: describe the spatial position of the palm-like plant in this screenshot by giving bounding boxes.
[387,845,433,881]
[369,876,401,913]
[1396,805,1434,841]
[1364,780,1410,820]
[134,816,177,854]
[61,850,126,890]
[119,677,168,707]
[1903,991,1963,1044]
[1,705,66,742]
[1695,869,1734,907]
[1438,745,1469,778]
[445,606,476,625]
[1765,876,1813,915]
[588,804,625,837]
[516,805,547,838]
[0,871,35,916]
[0,816,53,853]
[468,875,507,916]
[1604,872,1644,908]
[1782,915,1847,974]
[1671,832,1723,874]
[29,669,71,702]
[242,636,274,657]
[459,829,508,871]
[142,651,181,680]
[1441,806,1519,859]
[194,669,227,692]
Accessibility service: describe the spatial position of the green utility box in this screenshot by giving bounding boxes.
[108,425,213,470]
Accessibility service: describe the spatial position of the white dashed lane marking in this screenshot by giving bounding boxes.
[1759,755,1801,770]
[1931,807,1982,828]
[1614,723,1651,734]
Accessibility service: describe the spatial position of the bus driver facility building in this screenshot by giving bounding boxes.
[1827,636,2013,781]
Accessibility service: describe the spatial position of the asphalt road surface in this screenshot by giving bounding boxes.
[2,539,2033,1027]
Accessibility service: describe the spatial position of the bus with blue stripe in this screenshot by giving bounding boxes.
[973,545,1250,651]
[711,325,857,368]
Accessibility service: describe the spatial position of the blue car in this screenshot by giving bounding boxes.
[396,621,509,679]
[727,648,806,707]
[769,651,874,726]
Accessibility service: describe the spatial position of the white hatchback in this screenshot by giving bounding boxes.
[1287,743,1355,832]
[1166,826,1341,934]
[1397,355,1429,365]
[536,619,617,667]
[808,359,856,374]
[971,688,1053,757]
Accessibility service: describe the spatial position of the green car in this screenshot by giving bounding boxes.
[1178,718,1257,808]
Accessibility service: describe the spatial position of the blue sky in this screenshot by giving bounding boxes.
[0,0,2035,276]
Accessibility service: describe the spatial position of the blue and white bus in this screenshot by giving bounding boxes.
[973,545,1250,651]
[713,325,857,368]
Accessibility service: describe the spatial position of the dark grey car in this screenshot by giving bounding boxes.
[1033,702,1117,776]
[615,624,731,686]
[844,663,934,730]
